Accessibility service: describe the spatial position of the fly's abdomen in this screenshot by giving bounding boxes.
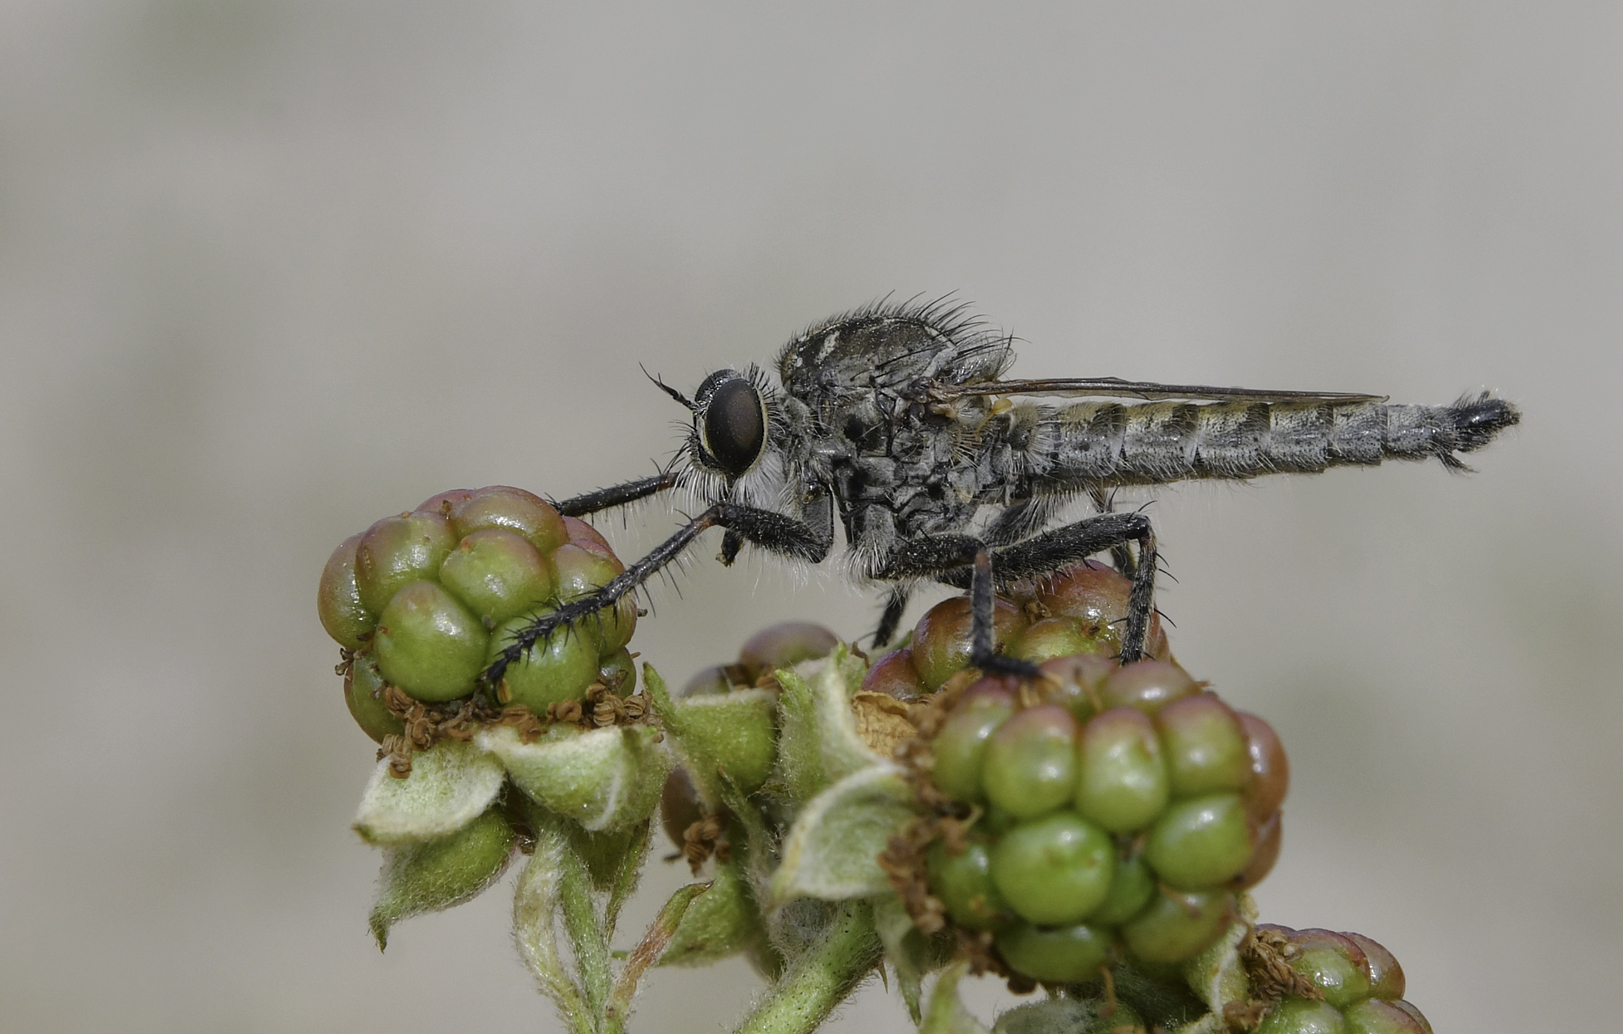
[1044,393,1518,484]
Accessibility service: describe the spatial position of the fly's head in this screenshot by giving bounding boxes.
[691,368,770,480]
[663,365,796,512]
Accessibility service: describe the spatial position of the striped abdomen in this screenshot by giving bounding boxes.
[1040,393,1519,485]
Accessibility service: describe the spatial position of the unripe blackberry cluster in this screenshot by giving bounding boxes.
[919,656,1287,984]
[861,560,1171,700]
[318,486,637,741]
[1248,925,1432,1034]
[678,622,842,700]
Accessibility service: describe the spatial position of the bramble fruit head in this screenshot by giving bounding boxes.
[928,682,1017,804]
[896,560,1172,699]
[355,511,457,615]
[436,527,555,627]
[919,643,1288,981]
[374,580,489,702]
[1253,926,1430,1034]
[446,485,568,554]
[344,649,403,744]
[860,648,928,702]
[993,920,1112,984]
[1119,886,1232,964]
[1155,693,1251,797]
[487,608,601,711]
[981,705,1080,819]
[926,839,1009,931]
[1074,706,1168,832]
[736,622,840,681]
[319,488,643,738]
[318,533,373,650]
[989,811,1115,926]
[1143,792,1255,889]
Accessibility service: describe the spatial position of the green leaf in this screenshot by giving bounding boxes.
[569,823,647,893]
[367,807,515,949]
[772,663,826,803]
[772,647,881,805]
[874,892,948,1024]
[921,962,990,1034]
[715,771,779,894]
[656,684,779,806]
[598,820,652,938]
[768,762,914,906]
[1179,892,1256,1026]
[992,996,1150,1034]
[478,722,672,831]
[658,857,765,967]
[605,883,706,1034]
[813,646,883,783]
[352,740,506,846]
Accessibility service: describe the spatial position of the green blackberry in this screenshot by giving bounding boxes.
[918,642,1288,982]
[319,486,640,737]
[1250,926,1431,1034]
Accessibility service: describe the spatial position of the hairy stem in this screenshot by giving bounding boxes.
[602,883,706,1034]
[730,899,883,1034]
[559,835,613,1026]
[603,819,651,940]
[512,830,595,1034]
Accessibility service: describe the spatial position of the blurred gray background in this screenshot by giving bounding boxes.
[0,3,1616,1032]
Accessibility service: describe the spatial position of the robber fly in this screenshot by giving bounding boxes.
[482,299,1519,686]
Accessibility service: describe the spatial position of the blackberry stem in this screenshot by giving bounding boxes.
[729,900,883,1034]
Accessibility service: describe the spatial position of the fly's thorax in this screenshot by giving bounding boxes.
[775,299,1014,408]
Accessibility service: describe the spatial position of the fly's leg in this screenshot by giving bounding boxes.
[873,587,911,648]
[879,512,1159,662]
[988,511,1159,663]
[874,535,1039,677]
[484,510,712,688]
[481,499,833,688]
[712,500,835,565]
[970,549,1039,678]
[1087,484,1136,578]
[553,471,679,517]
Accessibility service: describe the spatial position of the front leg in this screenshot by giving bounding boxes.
[481,499,834,688]
[554,471,679,517]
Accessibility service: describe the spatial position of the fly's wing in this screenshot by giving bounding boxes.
[932,376,1386,405]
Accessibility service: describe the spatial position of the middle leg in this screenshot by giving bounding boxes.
[874,535,1036,677]
[989,511,1158,663]
[876,509,1159,665]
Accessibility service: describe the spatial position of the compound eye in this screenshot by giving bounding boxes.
[701,378,766,478]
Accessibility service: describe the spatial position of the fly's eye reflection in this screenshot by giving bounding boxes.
[700,377,766,478]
